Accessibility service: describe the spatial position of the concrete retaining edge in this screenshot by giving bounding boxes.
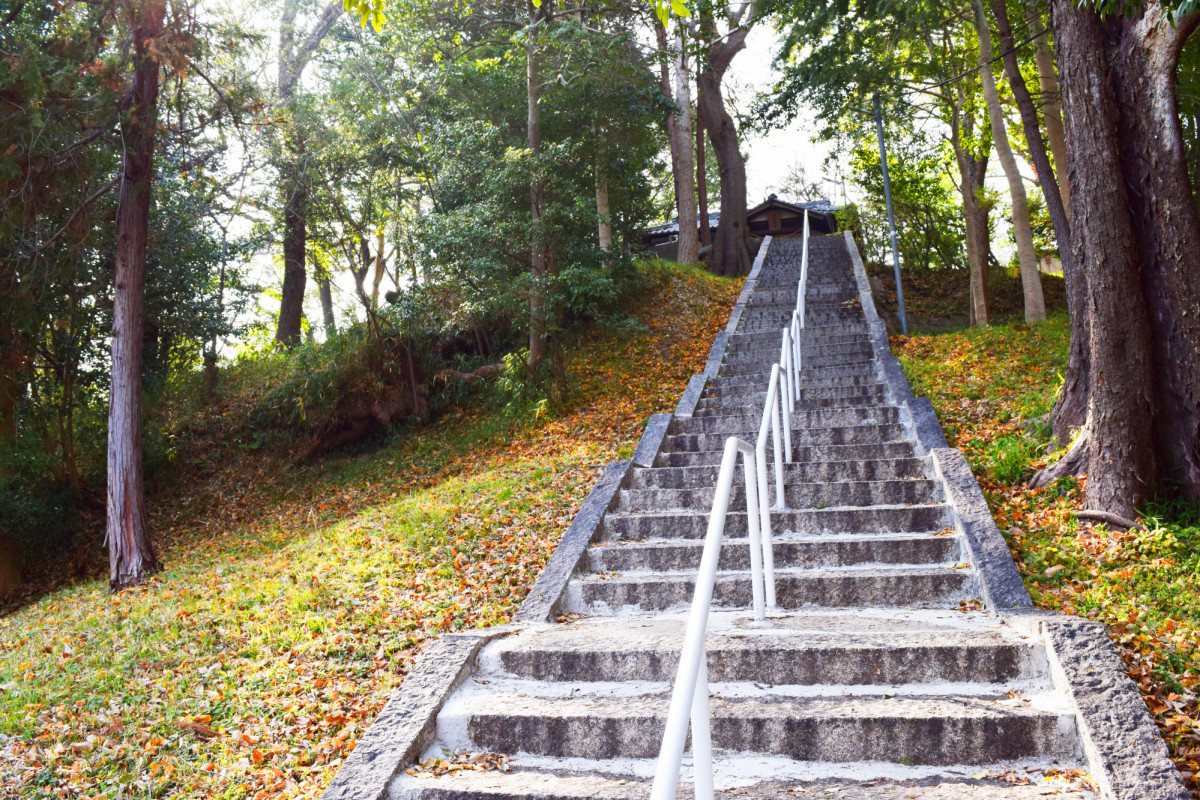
[321,634,489,800]
[930,447,1032,612]
[839,230,1186,799]
[675,374,707,418]
[514,460,630,623]
[842,231,946,454]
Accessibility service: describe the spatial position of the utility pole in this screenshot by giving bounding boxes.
[874,92,908,335]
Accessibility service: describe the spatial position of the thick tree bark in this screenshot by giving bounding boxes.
[697,26,750,276]
[107,0,166,590]
[1111,7,1200,497]
[277,181,307,344]
[992,0,1089,443]
[673,32,699,265]
[971,0,1045,323]
[696,107,712,248]
[1052,0,1158,516]
[527,0,549,371]
[274,0,342,347]
[1029,0,1072,214]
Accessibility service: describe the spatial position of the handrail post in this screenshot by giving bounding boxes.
[690,649,713,800]
[741,447,766,622]
[769,368,786,510]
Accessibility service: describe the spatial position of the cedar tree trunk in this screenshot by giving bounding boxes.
[107,0,166,589]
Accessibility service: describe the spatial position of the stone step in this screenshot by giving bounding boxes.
[486,616,1045,685]
[708,371,878,390]
[600,504,950,541]
[699,382,886,403]
[391,767,1097,799]
[571,566,974,612]
[629,458,929,488]
[719,356,876,376]
[439,690,1076,764]
[615,479,940,513]
[656,440,920,467]
[664,423,907,453]
[692,393,889,413]
[588,532,959,573]
[671,406,902,434]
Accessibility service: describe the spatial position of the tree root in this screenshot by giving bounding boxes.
[1029,431,1089,489]
[1072,509,1146,532]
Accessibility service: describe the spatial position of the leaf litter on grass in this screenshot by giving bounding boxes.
[0,262,741,799]
[895,314,1200,797]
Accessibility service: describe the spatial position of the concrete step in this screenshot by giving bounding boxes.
[440,690,1076,764]
[664,423,908,453]
[699,382,886,403]
[571,566,974,612]
[692,393,889,413]
[656,440,919,467]
[671,406,902,434]
[486,615,1045,685]
[629,458,929,488]
[615,479,940,513]
[600,504,950,541]
[588,532,960,573]
[391,762,1098,799]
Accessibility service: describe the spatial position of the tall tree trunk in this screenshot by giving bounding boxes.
[595,165,612,250]
[948,86,991,326]
[318,271,335,336]
[1052,0,1158,515]
[274,0,341,347]
[527,0,548,371]
[696,106,711,248]
[673,31,699,265]
[370,229,385,308]
[971,0,1045,323]
[654,23,685,252]
[1110,6,1200,497]
[277,180,307,345]
[992,0,1089,442]
[697,27,751,276]
[1029,0,1072,214]
[0,318,18,445]
[107,0,165,590]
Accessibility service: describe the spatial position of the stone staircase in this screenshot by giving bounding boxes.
[382,234,1102,798]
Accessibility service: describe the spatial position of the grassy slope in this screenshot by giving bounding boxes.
[0,262,742,799]
[895,315,1200,796]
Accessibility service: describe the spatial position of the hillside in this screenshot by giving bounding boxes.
[0,262,742,799]
[895,317,1200,796]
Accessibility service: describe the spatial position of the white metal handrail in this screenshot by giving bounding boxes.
[651,206,813,800]
[650,437,770,800]
[796,209,811,328]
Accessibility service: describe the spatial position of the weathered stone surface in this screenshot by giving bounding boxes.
[1040,616,1189,800]
[321,636,485,800]
[515,461,629,622]
[630,413,672,468]
[931,448,1032,613]
[674,374,708,418]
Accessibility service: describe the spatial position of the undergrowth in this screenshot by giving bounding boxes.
[0,260,742,799]
[896,314,1200,796]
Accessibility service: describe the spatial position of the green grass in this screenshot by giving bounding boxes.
[895,315,1200,796]
[0,261,742,799]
